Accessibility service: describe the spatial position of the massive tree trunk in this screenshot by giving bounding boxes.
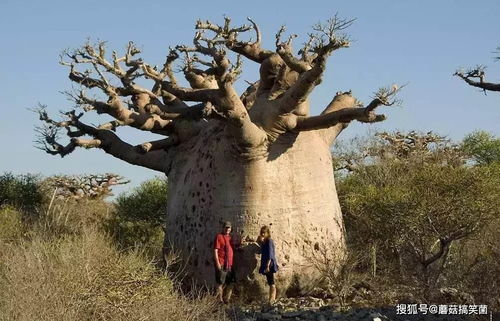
[36,16,400,296]
[165,121,344,295]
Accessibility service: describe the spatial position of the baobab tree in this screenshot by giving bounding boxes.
[35,16,400,295]
[454,46,500,93]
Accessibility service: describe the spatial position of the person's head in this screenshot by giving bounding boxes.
[260,225,271,240]
[222,221,232,234]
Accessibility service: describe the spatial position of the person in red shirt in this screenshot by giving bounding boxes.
[214,221,236,303]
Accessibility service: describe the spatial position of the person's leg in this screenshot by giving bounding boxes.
[223,269,235,303]
[266,272,276,304]
[216,284,224,302]
[215,269,226,303]
[269,284,276,303]
[224,284,233,303]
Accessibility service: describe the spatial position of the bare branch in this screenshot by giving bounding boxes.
[296,85,402,131]
[195,17,273,63]
[454,66,500,93]
[35,106,173,172]
[278,16,354,113]
[137,136,179,153]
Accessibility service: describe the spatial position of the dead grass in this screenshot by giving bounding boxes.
[0,204,226,321]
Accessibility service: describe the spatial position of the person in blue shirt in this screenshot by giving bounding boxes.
[257,225,278,304]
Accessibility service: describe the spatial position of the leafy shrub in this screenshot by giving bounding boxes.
[462,130,500,165]
[107,178,168,252]
[0,172,43,215]
[335,132,500,307]
[115,177,168,225]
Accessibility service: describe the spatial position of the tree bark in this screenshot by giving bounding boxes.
[163,121,345,296]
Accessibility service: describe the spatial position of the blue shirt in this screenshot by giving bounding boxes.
[259,238,279,274]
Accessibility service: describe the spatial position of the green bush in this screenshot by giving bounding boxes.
[0,172,43,215]
[115,177,168,226]
[335,132,500,307]
[462,130,500,165]
[107,178,168,252]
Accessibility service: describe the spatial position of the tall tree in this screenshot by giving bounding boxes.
[35,16,400,294]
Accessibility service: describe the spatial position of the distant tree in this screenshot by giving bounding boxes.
[454,45,500,93]
[461,130,500,165]
[333,131,464,173]
[42,173,129,200]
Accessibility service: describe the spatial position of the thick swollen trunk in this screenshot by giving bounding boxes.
[164,121,345,297]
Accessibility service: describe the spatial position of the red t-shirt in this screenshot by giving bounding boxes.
[214,233,234,269]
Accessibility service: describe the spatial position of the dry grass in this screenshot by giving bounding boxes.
[0,204,226,321]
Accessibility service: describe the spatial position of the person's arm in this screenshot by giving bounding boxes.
[214,249,222,270]
[213,236,222,270]
[266,239,276,272]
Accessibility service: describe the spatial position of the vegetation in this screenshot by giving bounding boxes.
[1,130,499,318]
[332,131,500,307]
[0,172,43,215]
[108,178,168,252]
[0,175,223,321]
[462,130,500,165]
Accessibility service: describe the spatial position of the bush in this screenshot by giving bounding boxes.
[108,178,168,252]
[0,172,43,215]
[462,130,500,165]
[115,177,168,225]
[335,132,500,307]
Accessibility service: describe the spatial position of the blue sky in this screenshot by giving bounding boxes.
[1,0,499,196]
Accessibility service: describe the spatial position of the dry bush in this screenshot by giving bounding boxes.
[0,174,227,320]
[442,220,500,310]
[0,226,224,321]
[306,243,370,308]
[23,197,113,240]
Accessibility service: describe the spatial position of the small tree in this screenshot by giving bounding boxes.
[115,178,168,226]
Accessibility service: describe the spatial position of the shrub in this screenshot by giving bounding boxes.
[462,130,500,165]
[115,177,168,225]
[335,132,500,307]
[108,178,168,252]
[0,172,43,215]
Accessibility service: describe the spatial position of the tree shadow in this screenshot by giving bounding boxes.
[267,132,299,161]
